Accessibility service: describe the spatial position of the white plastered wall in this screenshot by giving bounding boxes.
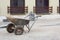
[49,0,59,15]
[27,0,59,15]
[0,0,35,16]
[0,0,59,16]
[25,0,35,13]
[0,0,10,16]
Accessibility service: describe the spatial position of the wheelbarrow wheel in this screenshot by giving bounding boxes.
[7,24,15,33]
[14,27,24,35]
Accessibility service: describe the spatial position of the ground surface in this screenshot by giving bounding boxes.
[0,15,60,40]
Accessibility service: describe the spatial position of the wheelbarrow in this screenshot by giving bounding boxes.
[6,13,41,35]
[7,17,33,35]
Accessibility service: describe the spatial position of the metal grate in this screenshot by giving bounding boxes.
[7,6,28,14]
[33,6,53,14]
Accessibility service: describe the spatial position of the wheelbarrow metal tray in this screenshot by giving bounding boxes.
[7,17,30,25]
[14,18,30,25]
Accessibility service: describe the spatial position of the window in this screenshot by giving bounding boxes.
[9,0,25,14]
[36,0,49,14]
[10,0,18,7]
[59,0,60,7]
[57,0,60,13]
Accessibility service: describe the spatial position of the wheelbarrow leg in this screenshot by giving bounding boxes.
[26,24,30,32]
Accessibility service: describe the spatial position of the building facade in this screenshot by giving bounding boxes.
[0,0,59,16]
